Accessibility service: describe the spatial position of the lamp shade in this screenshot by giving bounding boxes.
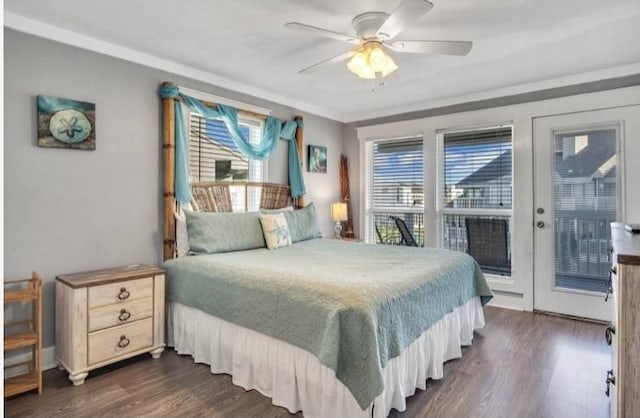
[347,42,398,80]
[331,202,348,222]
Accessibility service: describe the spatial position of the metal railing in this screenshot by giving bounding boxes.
[554,215,613,292]
[370,211,424,247]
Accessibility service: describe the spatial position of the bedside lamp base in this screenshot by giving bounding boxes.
[334,221,343,240]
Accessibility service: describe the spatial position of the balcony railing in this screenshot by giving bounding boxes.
[370,211,424,247]
[554,215,612,292]
[555,196,616,212]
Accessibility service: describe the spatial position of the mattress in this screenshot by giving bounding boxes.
[163,238,492,409]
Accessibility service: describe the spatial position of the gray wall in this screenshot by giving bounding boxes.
[4,29,344,348]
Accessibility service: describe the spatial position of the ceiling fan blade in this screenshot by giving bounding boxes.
[376,0,434,40]
[389,40,473,55]
[284,22,359,44]
[298,51,355,74]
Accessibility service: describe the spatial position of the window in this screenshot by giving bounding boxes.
[438,126,513,276]
[189,113,265,211]
[364,137,424,246]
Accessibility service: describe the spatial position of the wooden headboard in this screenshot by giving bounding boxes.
[190,181,292,213]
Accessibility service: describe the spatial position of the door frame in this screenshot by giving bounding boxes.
[531,107,636,320]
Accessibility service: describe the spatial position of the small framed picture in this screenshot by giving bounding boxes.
[308,145,327,173]
[37,95,96,150]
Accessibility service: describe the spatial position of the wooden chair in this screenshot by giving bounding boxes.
[390,216,419,247]
[464,218,511,275]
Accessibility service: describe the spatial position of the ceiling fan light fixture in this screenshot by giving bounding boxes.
[347,42,398,80]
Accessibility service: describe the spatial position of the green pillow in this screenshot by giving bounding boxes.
[263,203,322,243]
[184,210,266,254]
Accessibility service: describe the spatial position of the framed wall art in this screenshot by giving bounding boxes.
[307,144,327,173]
[37,95,96,150]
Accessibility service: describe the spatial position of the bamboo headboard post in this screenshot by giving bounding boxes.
[162,81,176,261]
[294,115,305,209]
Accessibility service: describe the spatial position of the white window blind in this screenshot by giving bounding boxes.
[365,137,424,246]
[438,126,513,276]
[553,128,617,292]
[442,127,512,210]
[188,114,264,211]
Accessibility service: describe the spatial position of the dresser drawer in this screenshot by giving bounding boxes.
[88,317,153,365]
[88,277,152,308]
[88,297,153,332]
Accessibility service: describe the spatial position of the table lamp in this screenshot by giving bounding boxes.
[331,202,348,239]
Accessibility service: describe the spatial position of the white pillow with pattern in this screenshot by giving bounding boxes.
[259,213,292,250]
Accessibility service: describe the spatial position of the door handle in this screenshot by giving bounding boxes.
[536,221,545,228]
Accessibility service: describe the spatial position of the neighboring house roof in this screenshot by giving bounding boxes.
[456,150,512,186]
[555,129,616,179]
[205,119,249,153]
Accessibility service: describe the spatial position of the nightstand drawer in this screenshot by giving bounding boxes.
[88,317,153,365]
[88,277,152,308]
[88,297,153,332]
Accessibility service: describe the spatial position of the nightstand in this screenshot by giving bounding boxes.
[55,265,165,386]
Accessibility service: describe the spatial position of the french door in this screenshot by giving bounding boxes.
[533,106,639,320]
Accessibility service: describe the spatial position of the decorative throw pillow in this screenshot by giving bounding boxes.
[259,213,292,250]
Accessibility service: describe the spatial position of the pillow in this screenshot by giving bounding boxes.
[283,203,322,243]
[261,206,295,213]
[174,210,190,257]
[259,213,292,250]
[184,210,266,255]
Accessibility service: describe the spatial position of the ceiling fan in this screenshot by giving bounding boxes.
[284,0,472,82]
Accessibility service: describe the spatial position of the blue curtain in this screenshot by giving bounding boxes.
[159,86,305,202]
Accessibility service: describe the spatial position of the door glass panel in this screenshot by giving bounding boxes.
[553,128,617,292]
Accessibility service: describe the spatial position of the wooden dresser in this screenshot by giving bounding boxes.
[608,223,640,418]
[55,265,165,385]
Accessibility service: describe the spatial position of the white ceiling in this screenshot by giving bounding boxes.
[5,0,640,122]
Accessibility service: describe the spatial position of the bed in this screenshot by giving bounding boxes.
[163,204,492,417]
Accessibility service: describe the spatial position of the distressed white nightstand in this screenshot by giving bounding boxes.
[55,265,165,385]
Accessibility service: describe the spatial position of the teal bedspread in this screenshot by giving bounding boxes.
[164,239,492,409]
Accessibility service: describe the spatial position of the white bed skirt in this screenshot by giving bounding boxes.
[167,297,485,418]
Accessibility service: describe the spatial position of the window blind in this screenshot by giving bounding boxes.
[442,127,512,210]
[188,113,264,211]
[188,114,262,183]
[365,137,424,246]
[371,137,424,210]
[553,128,617,292]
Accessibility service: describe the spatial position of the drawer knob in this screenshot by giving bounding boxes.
[605,369,616,397]
[118,287,130,300]
[605,324,616,345]
[118,309,131,322]
[117,335,130,348]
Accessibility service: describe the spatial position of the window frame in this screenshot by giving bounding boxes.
[436,124,514,279]
[363,135,425,245]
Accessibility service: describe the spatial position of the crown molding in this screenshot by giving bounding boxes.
[4,12,344,122]
[342,62,640,123]
[6,12,640,125]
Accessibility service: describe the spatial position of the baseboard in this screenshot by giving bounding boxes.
[486,291,524,311]
[5,346,57,378]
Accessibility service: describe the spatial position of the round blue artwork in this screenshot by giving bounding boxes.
[49,109,92,144]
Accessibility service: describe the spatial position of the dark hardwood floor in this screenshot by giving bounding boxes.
[5,307,610,418]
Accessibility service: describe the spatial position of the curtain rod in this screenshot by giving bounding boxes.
[178,85,272,118]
